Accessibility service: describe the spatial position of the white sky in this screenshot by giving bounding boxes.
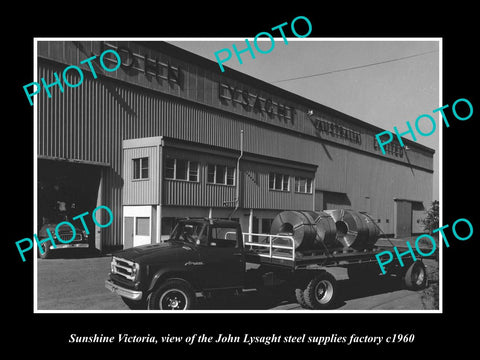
[168,39,440,201]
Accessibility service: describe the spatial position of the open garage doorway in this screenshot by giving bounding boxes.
[37,158,104,249]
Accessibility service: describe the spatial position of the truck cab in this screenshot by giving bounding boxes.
[105,218,246,310]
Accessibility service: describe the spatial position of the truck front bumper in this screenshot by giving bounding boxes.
[49,243,89,249]
[105,279,143,301]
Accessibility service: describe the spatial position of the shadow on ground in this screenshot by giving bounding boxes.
[195,276,409,310]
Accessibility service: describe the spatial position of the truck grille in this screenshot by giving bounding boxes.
[111,257,137,281]
[57,231,83,243]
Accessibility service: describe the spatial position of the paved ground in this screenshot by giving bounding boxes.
[36,249,438,311]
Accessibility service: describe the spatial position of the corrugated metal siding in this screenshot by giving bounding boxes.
[163,180,236,207]
[38,64,124,246]
[37,41,434,171]
[123,146,159,205]
[161,149,236,208]
[242,162,314,210]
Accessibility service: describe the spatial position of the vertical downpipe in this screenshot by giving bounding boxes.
[249,208,253,243]
[157,138,164,243]
[229,130,244,219]
[312,177,316,211]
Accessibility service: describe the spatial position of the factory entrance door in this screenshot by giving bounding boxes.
[394,199,412,238]
[37,158,104,249]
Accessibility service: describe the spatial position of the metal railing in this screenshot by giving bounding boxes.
[241,233,296,261]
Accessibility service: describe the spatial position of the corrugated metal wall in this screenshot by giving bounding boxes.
[123,146,159,205]
[242,162,314,210]
[37,42,434,245]
[38,64,126,247]
[161,147,237,207]
[37,41,434,170]
[164,180,235,207]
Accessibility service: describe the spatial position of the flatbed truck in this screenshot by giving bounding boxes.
[105,217,426,310]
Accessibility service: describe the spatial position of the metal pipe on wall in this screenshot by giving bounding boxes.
[229,130,244,219]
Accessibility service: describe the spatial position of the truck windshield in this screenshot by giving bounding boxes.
[169,222,206,245]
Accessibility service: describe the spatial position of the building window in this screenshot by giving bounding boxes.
[226,167,235,185]
[207,164,236,185]
[295,177,312,193]
[176,159,188,180]
[133,157,149,180]
[165,157,175,179]
[165,157,199,182]
[136,217,150,236]
[269,172,290,191]
[216,165,226,184]
[189,161,199,182]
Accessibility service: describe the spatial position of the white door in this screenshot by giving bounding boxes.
[123,206,152,248]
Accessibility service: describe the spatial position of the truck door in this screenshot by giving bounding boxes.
[197,226,245,289]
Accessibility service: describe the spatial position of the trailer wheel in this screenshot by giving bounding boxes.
[295,288,311,309]
[303,272,338,309]
[403,261,427,290]
[147,279,195,310]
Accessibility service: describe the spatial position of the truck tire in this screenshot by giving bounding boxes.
[147,279,195,310]
[121,297,147,310]
[403,261,427,290]
[295,288,311,309]
[303,272,338,309]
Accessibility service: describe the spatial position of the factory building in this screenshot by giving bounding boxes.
[36,40,434,250]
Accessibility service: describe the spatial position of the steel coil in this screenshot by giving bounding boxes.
[270,210,338,250]
[323,209,379,249]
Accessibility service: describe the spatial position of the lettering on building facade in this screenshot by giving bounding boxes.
[218,83,295,125]
[96,42,182,88]
[373,137,404,157]
[312,117,362,145]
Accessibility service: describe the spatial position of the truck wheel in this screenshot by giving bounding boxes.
[121,297,147,310]
[147,279,195,310]
[303,272,338,309]
[403,261,427,290]
[295,288,311,309]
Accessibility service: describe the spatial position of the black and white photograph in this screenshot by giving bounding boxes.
[7,7,478,355]
[32,38,441,313]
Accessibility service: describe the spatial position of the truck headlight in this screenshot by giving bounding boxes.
[132,263,140,278]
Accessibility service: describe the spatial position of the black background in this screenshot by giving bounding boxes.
[7,4,477,355]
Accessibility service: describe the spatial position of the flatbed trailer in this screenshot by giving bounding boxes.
[243,232,417,268]
[241,232,427,309]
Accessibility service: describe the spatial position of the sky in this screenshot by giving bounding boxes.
[168,38,440,201]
